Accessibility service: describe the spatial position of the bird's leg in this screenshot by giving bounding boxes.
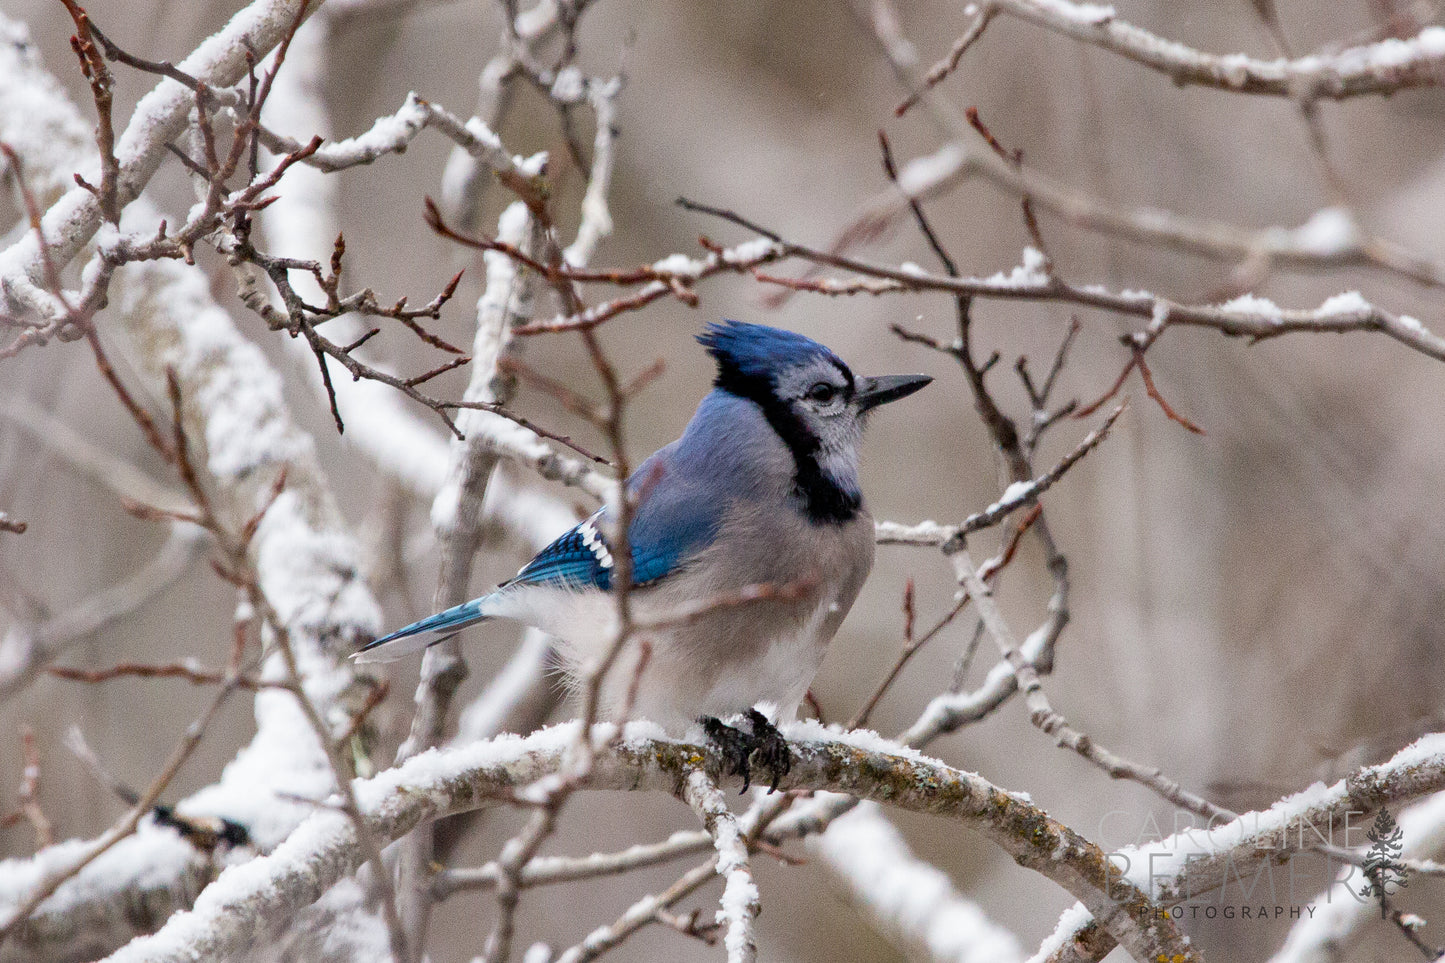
[698,710,793,794]
[744,708,792,793]
[700,715,757,793]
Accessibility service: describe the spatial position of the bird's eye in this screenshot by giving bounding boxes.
[805,382,838,404]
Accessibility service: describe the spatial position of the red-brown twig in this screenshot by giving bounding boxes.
[1,727,53,848]
[441,398,613,465]
[59,0,121,225]
[1075,354,1137,418]
[0,676,245,945]
[856,593,957,719]
[45,662,270,690]
[1134,349,1206,435]
[0,143,73,357]
[895,5,996,117]
[85,331,176,463]
[404,355,473,388]
[965,106,1047,257]
[1077,346,1205,434]
[498,355,603,421]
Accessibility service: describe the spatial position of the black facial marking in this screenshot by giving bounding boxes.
[713,364,862,524]
[831,358,856,399]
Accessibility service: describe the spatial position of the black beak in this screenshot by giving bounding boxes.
[855,373,933,412]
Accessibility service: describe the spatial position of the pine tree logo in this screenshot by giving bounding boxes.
[1358,807,1408,916]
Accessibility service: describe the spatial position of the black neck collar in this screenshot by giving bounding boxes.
[713,371,861,524]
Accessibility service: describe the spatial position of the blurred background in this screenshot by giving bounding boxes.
[3,0,1444,960]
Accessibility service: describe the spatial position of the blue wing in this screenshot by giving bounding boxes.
[505,445,722,592]
[357,406,735,663]
[506,509,616,589]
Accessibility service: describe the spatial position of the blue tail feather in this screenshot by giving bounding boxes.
[352,596,492,663]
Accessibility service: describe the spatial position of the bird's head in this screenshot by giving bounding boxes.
[697,320,931,521]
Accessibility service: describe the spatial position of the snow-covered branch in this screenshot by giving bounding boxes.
[0,0,320,334]
[0,11,391,957]
[1268,791,1445,963]
[975,0,1445,100]
[1034,733,1445,962]
[677,202,1445,364]
[810,802,1024,963]
[5,0,1444,959]
[840,139,1445,290]
[96,722,1197,963]
[682,768,758,963]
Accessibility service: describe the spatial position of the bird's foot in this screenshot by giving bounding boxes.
[700,716,754,790]
[699,708,792,794]
[744,709,792,793]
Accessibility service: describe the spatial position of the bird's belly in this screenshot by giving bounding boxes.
[623,588,839,730]
[509,528,869,732]
[687,625,826,723]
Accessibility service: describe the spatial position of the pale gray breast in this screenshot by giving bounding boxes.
[645,493,876,671]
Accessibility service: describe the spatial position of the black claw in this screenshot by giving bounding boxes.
[701,715,755,792]
[699,711,792,795]
[744,709,792,793]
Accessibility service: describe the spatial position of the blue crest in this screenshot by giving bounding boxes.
[697,320,843,387]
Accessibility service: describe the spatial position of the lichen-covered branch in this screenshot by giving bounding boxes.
[96,722,1198,963]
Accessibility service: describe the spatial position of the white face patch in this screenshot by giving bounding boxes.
[773,358,852,418]
[578,513,614,569]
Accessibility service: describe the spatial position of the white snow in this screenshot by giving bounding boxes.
[813,804,1023,963]
[985,247,1049,288]
[1217,53,1252,88]
[897,143,966,196]
[1267,788,1445,963]
[1374,731,1445,771]
[0,828,200,919]
[1025,903,1092,963]
[463,116,504,153]
[516,150,549,177]
[651,252,705,279]
[1119,733,1445,896]
[1317,290,1370,316]
[999,480,1034,505]
[1218,292,1282,321]
[1291,206,1361,256]
[313,93,429,165]
[550,66,584,103]
[722,237,782,265]
[1026,0,1115,26]
[874,519,954,544]
[1332,26,1445,74]
[354,721,584,810]
[784,718,947,769]
[717,864,760,957]
[493,198,533,244]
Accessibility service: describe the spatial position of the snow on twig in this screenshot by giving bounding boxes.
[682,768,758,963]
[810,802,1023,963]
[91,721,1202,963]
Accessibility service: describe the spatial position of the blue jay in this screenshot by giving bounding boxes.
[356,321,930,788]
